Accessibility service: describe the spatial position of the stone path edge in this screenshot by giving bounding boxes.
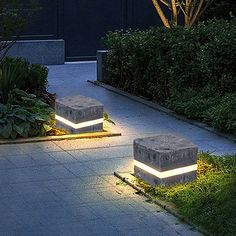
[0,131,121,145]
[114,172,209,236]
[89,80,236,143]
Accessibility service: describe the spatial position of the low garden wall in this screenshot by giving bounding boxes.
[3,39,65,65]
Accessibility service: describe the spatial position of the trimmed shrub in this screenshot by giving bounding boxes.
[104,19,236,135]
[203,94,236,135]
[200,0,236,21]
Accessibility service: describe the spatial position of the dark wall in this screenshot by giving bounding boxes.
[64,0,124,60]
[129,0,163,29]
[23,0,163,60]
[21,0,61,39]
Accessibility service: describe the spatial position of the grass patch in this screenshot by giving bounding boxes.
[139,153,236,235]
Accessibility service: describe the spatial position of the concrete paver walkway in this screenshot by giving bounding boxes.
[0,62,235,236]
[0,142,199,236]
[48,62,236,155]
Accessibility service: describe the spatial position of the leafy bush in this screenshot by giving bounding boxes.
[0,104,43,139]
[0,57,48,104]
[105,28,172,102]
[164,19,236,94]
[167,86,236,135]
[0,89,53,139]
[139,153,236,236]
[168,86,222,120]
[28,63,48,95]
[0,61,26,104]
[104,18,236,135]
[200,0,236,21]
[8,89,54,124]
[203,94,236,135]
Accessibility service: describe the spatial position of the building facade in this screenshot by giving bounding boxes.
[17,0,163,63]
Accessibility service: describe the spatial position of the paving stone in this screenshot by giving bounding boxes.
[118,228,156,236]
[89,202,126,218]
[85,158,133,175]
[7,154,39,168]
[19,142,62,153]
[63,162,97,177]
[0,145,25,156]
[0,158,16,169]
[10,182,47,194]
[79,146,133,161]
[75,176,112,188]
[0,169,29,184]
[96,186,128,200]
[38,180,70,193]
[29,152,59,166]
[49,151,78,163]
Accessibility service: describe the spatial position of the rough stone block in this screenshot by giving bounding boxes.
[56,95,104,134]
[134,135,198,186]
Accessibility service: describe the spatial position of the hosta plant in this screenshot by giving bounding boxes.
[0,89,54,139]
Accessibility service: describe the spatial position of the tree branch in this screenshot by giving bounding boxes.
[189,0,199,22]
[160,0,170,7]
[171,0,178,27]
[185,0,190,26]
[152,0,171,28]
[190,0,204,26]
[192,0,214,24]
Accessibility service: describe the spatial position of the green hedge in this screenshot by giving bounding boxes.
[104,19,236,136]
[200,0,236,21]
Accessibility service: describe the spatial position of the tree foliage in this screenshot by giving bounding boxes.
[151,0,214,27]
[200,0,236,21]
[0,0,38,60]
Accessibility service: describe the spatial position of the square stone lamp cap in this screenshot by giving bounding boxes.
[134,134,198,186]
[56,95,104,134]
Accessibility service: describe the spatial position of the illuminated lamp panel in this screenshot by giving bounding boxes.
[55,95,104,134]
[133,135,198,186]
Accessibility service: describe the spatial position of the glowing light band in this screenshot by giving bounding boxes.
[134,160,197,179]
[56,115,103,129]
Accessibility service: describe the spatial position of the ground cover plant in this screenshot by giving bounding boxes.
[0,88,54,139]
[138,153,236,236]
[0,57,48,102]
[0,57,55,139]
[104,18,236,136]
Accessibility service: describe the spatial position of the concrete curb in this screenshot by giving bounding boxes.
[0,131,121,145]
[114,172,209,236]
[88,80,236,143]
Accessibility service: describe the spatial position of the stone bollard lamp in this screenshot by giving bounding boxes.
[134,135,198,186]
[56,95,104,134]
